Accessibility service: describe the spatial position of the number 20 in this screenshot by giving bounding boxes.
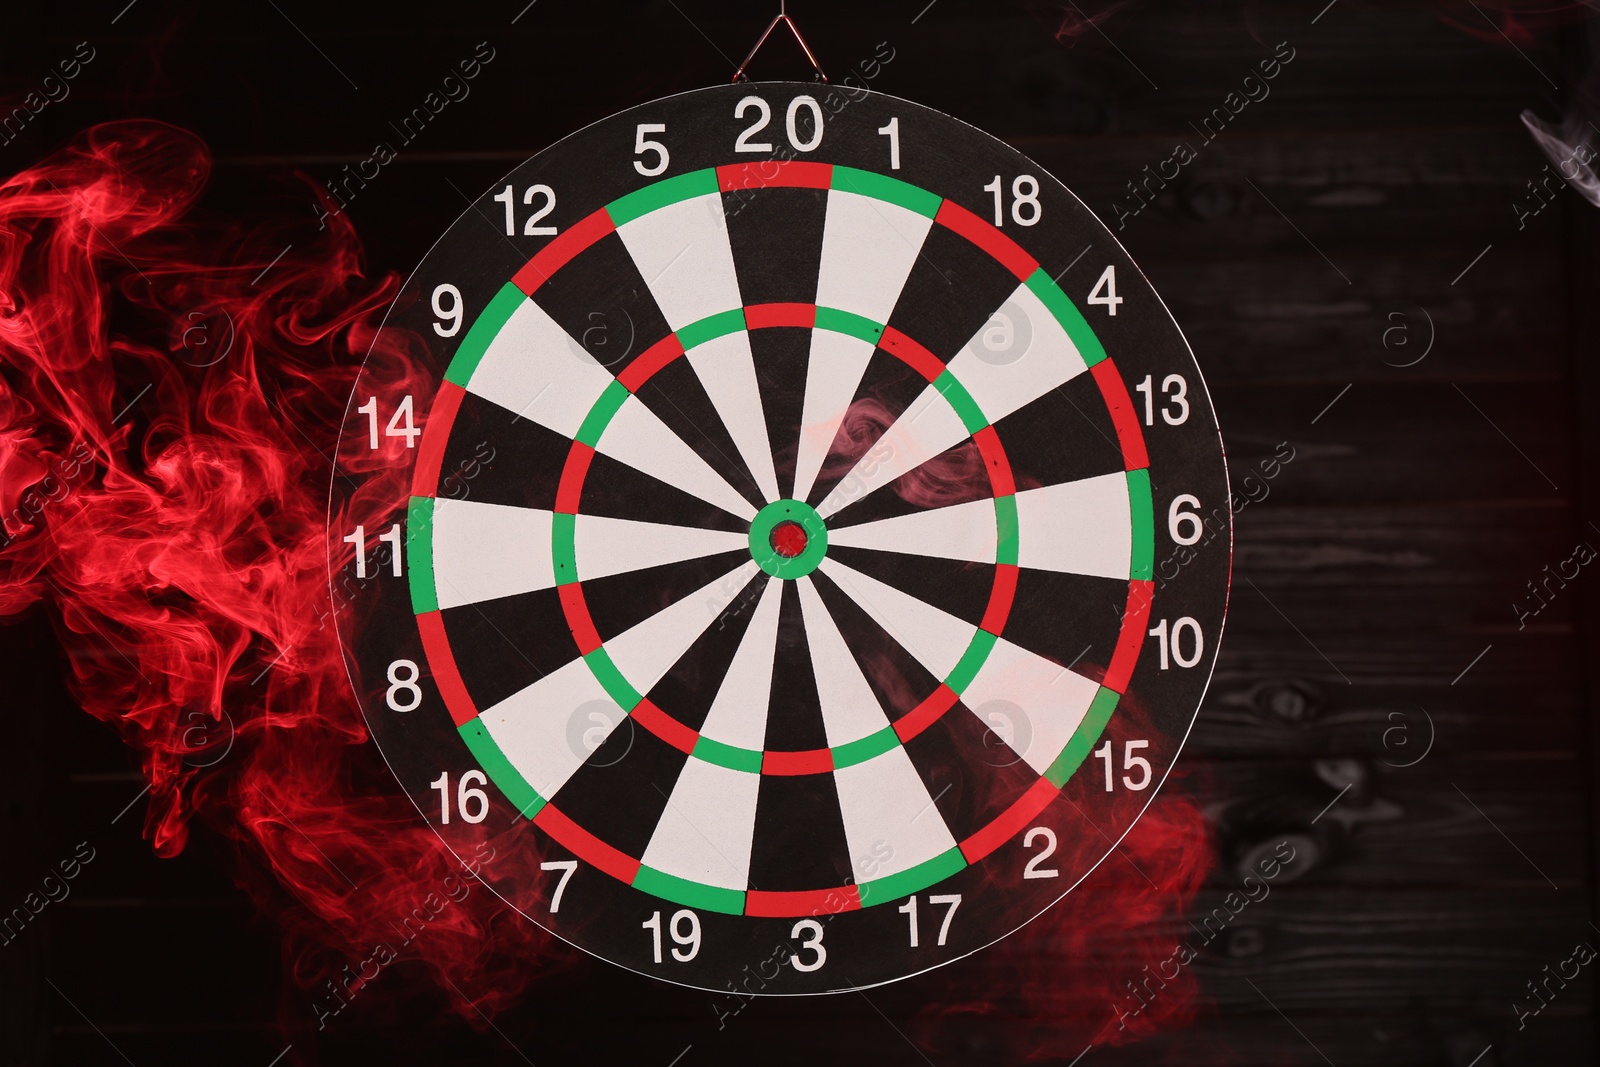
[734,95,824,153]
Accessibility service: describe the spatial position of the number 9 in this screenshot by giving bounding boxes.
[670,909,701,961]
[432,283,463,338]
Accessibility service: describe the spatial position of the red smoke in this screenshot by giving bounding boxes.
[915,694,1214,1060]
[823,393,1214,1056]
[0,120,558,1043]
[0,119,1210,1056]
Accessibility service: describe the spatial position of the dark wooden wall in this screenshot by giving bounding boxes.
[1,1,1594,1064]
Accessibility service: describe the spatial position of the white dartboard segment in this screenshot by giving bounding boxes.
[682,330,782,502]
[465,297,614,439]
[958,636,1103,776]
[1014,473,1133,580]
[478,655,619,802]
[833,747,960,881]
[943,278,1092,424]
[641,757,762,892]
[817,556,977,682]
[814,189,934,324]
[599,394,758,521]
[697,577,784,753]
[572,513,750,585]
[791,329,879,503]
[816,386,969,520]
[827,495,998,565]
[615,193,744,329]
[603,560,762,696]
[431,498,555,609]
[796,576,895,747]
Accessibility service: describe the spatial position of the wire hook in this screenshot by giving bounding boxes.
[732,1,828,83]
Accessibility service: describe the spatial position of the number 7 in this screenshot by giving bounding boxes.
[928,894,961,946]
[540,860,577,913]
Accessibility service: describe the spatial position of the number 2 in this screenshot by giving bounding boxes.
[734,96,773,152]
[1022,826,1059,879]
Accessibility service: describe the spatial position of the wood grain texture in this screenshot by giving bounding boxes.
[3,0,1592,1063]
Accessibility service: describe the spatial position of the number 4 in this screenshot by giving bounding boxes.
[1088,265,1123,315]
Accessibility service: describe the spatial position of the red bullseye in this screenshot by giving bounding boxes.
[770,520,808,558]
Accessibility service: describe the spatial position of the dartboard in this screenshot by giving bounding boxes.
[332,82,1230,994]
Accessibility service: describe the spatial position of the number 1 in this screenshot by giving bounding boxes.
[983,175,1003,226]
[1094,740,1115,791]
[877,117,900,169]
[492,184,516,236]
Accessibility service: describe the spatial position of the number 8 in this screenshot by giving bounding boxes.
[386,659,421,711]
[1011,175,1041,225]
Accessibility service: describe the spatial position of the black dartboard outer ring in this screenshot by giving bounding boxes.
[330,81,1231,995]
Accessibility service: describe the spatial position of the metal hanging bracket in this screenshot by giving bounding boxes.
[732,2,828,83]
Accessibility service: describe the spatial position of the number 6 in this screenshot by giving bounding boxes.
[1168,495,1203,546]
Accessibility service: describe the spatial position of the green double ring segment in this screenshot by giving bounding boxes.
[748,499,828,579]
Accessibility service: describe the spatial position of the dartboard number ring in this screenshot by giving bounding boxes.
[332,82,1230,994]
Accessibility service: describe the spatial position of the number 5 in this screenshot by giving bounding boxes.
[634,123,669,176]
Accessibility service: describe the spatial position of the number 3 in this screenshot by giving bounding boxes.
[790,919,826,971]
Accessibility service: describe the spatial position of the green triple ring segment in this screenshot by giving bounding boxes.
[748,499,828,579]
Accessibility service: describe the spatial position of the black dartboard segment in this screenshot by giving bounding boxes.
[332,83,1231,995]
